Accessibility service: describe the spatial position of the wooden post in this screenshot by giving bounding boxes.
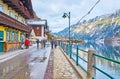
[87,49,96,79]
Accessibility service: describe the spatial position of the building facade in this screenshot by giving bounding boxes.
[29,24,49,42]
[0,0,34,52]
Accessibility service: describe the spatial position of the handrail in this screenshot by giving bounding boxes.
[58,41,120,79]
[93,65,115,79]
[93,54,120,64]
[78,48,88,53]
[70,45,88,72]
[78,64,88,73]
[71,53,76,62]
[78,55,88,63]
[73,46,88,53]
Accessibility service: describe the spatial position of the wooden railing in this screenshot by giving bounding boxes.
[0,12,30,32]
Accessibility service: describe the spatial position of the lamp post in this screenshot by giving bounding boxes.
[62,12,71,45]
[62,12,72,58]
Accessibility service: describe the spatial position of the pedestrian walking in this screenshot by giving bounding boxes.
[28,39,30,48]
[24,38,30,49]
[43,39,47,48]
[54,39,57,48]
[51,39,54,49]
[36,39,39,49]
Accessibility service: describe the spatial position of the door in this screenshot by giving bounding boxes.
[0,30,4,52]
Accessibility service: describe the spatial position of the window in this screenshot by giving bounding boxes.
[37,27,39,29]
[14,32,18,42]
[6,31,10,41]
[9,11,14,17]
[0,31,3,41]
[12,32,15,41]
[21,19,24,24]
[0,5,4,12]
[6,30,19,42]
[15,15,18,20]
[20,33,25,43]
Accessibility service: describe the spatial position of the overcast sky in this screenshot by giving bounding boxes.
[31,0,120,33]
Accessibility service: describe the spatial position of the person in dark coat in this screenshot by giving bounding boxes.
[54,39,57,48]
[43,39,46,48]
[36,39,39,49]
[51,39,54,49]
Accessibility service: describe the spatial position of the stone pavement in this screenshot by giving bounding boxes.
[53,47,81,79]
[44,46,81,79]
[44,49,54,79]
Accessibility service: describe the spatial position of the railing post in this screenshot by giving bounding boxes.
[63,43,64,50]
[61,42,62,48]
[63,43,65,51]
[70,45,72,59]
[60,41,61,46]
[87,49,96,79]
[64,43,66,52]
[57,40,60,46]
[59,40,60,46]
[76,45,79,65]
[62,42,63,49]
[60,41,61,47]
[66,44,68,55]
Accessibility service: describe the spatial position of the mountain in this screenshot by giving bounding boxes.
[56,9,120,42]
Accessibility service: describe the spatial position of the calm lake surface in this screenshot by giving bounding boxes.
[76,42,120,79]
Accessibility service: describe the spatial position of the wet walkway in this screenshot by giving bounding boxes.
[44,46,81,79]
[0,44,82,79]
[0,44,52,79]
[28,46,51,79]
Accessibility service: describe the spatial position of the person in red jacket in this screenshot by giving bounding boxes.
[24,38,30,49]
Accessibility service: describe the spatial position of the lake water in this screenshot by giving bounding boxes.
[74,42,120,79]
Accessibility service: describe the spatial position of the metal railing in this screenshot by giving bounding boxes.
[58,41,120,79]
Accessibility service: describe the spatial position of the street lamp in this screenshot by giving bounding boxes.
[62,12,72,58]
[62,12,71,45]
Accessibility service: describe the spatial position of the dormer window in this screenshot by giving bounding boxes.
[21,19,24,24]
[0,5,4,12]
[37,27,39,29]
[9,11,14,18]
[15,15,18,20]
[19,1,23,6]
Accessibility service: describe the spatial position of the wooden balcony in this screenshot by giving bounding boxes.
[3,0,31,19]
[0,12,30,32]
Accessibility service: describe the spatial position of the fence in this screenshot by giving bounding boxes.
[58,41,120,79]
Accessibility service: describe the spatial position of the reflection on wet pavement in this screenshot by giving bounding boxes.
[29,47,51,79]
[0,46,51,79]
[30,57,47,63]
